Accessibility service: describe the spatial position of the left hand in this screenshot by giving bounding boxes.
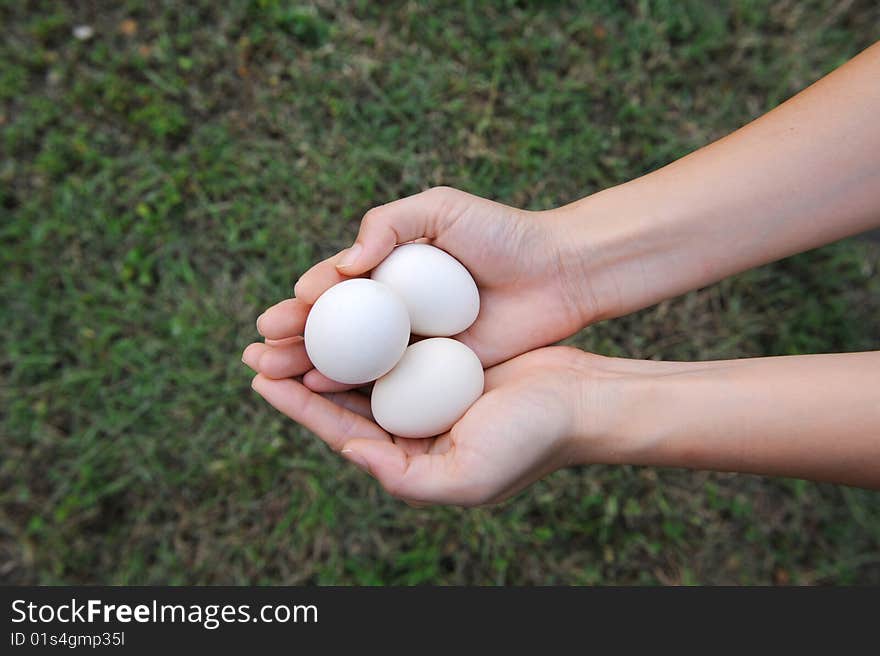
[242,343,607,506]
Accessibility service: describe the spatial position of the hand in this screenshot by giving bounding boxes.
[268,186,595,367]
[242,346,609,506]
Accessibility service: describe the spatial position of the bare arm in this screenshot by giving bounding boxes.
[246,345,880,506]
[556,44,880,490]
[247,42,880,504]
[560,41,880,322]
[583,351,880,489]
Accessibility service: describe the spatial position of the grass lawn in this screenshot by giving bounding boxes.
[2,0,879,584]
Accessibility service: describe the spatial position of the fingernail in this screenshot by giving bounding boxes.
[242,344,260,370]
[336,243,362,269]
[341,448,370,473]
[256,312,266,334]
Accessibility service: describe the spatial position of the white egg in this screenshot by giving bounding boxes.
[370,243,479,337]
[304,278,410,385]
[371,338,484,438]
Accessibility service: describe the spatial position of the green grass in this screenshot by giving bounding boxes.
[2,0,879,585]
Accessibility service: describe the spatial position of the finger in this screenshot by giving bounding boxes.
[265,336,304,347]
[242,342,268,372]
[256,298,310,340]
[293,252,354,304]
[303,368,362,393]
[257,340,312,379]
[251,375,388,450]
[335,187,462,275]
[322,391,373,420]
[340,439,482,506]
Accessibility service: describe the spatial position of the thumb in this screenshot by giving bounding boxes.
[341,437,479,506]
[341,439,407,485]
[336,186,461,274]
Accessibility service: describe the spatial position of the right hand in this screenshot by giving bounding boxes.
[262,186,595,369]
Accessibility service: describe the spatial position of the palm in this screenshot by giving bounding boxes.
[245,345,582,506]
[425,347,581,504]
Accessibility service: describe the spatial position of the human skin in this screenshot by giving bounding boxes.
[243,348,880,504]
[244,41,880,504]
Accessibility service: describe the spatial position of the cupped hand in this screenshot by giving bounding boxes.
[267,186,593,367]
[241,345,601,507]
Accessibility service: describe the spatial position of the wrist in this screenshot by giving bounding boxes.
[548,175,710,324]
[566,354,685,468]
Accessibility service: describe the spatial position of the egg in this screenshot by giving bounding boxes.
[304,278,410,385]
[370,338,484,438]
[370,243,479,336]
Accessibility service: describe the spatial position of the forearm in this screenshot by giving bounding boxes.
[557,41,880,322]
[581,351,880,489]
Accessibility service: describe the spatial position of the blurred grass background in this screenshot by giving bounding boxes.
[2,0,879,585]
